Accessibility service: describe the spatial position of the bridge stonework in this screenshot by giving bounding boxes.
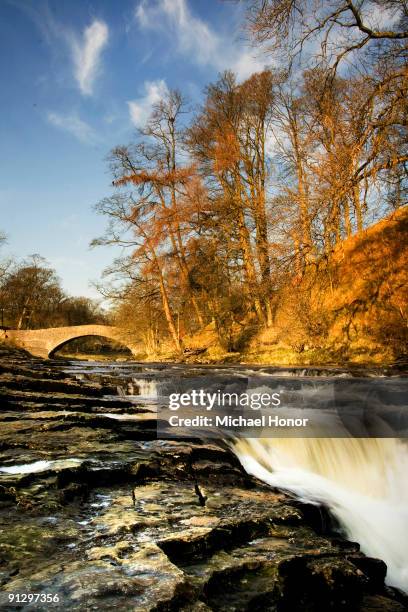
[0,325,138,359]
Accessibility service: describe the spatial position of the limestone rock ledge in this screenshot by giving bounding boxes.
[0,344,406,611]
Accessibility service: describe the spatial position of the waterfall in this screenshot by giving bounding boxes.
[233,437,408,591]
[115,377,159,400]
[131,377,158,398]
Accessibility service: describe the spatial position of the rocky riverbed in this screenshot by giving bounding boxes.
[0,344,406,611]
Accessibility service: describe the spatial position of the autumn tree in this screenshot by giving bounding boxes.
[92,2,406,357]
[94,90,200,353]
[246,1,408,71]
[56,297,107,327]
[187,70,278,326]
[237,70,276,323]
[246,1,408,238]
[0,232,12,290]
[0,255,64,329]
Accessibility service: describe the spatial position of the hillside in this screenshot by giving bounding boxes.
[181,207,408,366]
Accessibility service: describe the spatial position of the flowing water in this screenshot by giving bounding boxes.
[234,437,408,591]
[64,359,408,591]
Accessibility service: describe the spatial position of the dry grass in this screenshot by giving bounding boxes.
[187,208,408,366]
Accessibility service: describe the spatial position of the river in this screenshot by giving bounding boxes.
[63,358,408,592]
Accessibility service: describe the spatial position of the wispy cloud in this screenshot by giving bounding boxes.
[6,3,109,96]
[135,0,266,81]
[47,112,97,144]
[136,0,218,67]
[70,20,109,96]
[128,79,169,127]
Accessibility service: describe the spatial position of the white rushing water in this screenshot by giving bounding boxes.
[233,437,408,592]
[0,459,82,474]
[116,378,159,399]
[132,378,159,398]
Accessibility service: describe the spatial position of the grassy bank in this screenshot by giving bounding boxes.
[136,208,408,367]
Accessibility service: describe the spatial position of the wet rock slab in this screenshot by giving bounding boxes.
[0,344,406,611]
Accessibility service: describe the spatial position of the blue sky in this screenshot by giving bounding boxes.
[0,0,269,300]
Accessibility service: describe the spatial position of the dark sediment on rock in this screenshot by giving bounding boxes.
[0,343,406,611]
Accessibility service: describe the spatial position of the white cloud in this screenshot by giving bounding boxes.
[8,6,109,95]
[231,50,266,82]
[135,0,268,81]
[47,112,97,144]
[137,0,218,66]
[128,79,169,127]
[71,20,109,96]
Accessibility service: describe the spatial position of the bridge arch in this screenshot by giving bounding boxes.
[1,325,138,359]
[49,333,133,358]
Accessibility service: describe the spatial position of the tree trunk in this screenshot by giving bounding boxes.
[353,185,363,232]
[158,272,182,353]
[146,241,182,353]
[236,205,264,321]
[343,198,352,238]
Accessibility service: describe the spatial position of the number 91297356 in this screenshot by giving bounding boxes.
[7,593,60,604]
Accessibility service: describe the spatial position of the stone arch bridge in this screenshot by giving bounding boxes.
[0,325,138,359]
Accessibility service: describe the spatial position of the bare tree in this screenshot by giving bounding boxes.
[246,0,408,71]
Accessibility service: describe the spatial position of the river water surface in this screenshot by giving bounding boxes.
[62,359,408,592]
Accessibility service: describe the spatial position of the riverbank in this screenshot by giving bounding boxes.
[0,342,407,610]
[114,208,407,369]
[114,329,407,371]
